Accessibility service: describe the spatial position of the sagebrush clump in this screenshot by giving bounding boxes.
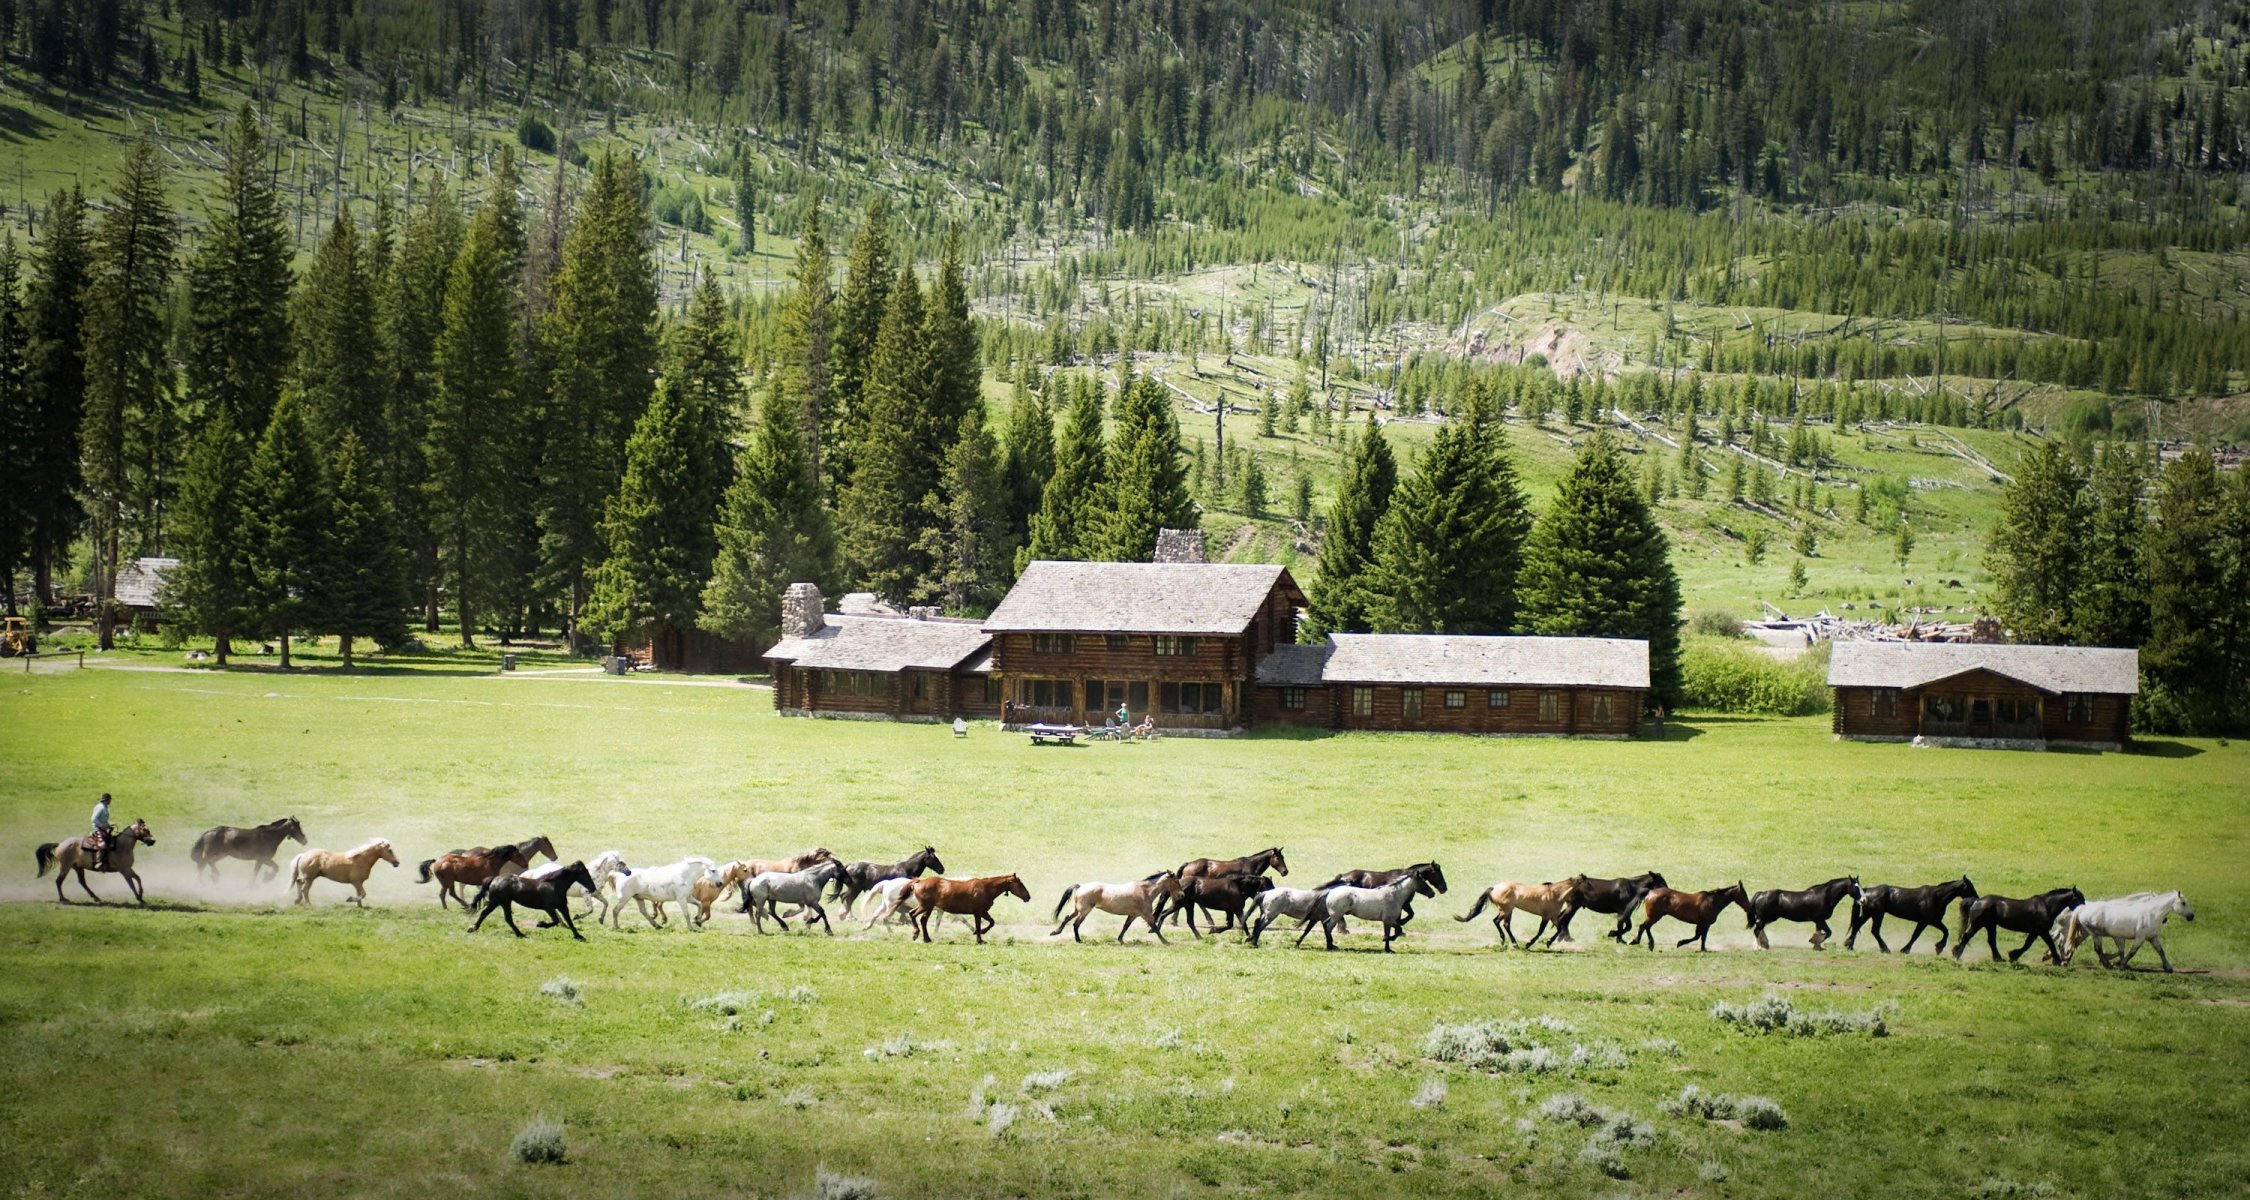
[1711,992,1887,1037]
[509,1118,566,1165]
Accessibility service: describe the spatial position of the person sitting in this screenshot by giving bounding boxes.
[1132,714,1157,740]
[89,792,114,871]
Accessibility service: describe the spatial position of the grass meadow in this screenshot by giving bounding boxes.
[2,658,2247,1198]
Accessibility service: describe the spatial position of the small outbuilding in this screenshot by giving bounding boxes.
[1254,633,1651,737]
[1826,641,2138,749]
[764,584,999,722]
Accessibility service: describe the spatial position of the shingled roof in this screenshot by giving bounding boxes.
[983,561,1301,634]
[1255,642,1334,687]
[765,615,992,673]
[115,557,178,610]
[1318,633,1651,689]
[1827,641,2140,695]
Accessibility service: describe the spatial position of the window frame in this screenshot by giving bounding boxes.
[1106,634,1129,651]
[1444,690,1467,710]
[1538,691,1561,722]
[1401,687,1424,722]
[1154,635,1198,657]
[1488,689,1511,710]
[1592,693,1613,722]
[1281,686,1306,711]
[1351,686,1374,717]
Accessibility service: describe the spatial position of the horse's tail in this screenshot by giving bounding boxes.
[1455,891,1492,922]
[35,843,57,877]
[1052,885,1077,922]
[416,858,436,883]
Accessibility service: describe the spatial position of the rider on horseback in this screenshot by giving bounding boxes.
[88,793,113,871]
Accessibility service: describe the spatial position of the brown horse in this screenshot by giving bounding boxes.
[1455,879,1581,948]
[1164,847,1288,927]
[1631,882,1751,951]
[289,839,401,906]
[190,816,306,883]
[417,837,555,909]
[36,818,155,904]
[908,873,1031,944]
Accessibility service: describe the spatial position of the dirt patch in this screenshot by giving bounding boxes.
[1459,318,1621,381]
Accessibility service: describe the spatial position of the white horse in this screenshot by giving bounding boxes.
[2055,891,2195,971]
[610,857,722,929]
[1246,887,1336,949]
[745,861,846,934]
[1302,875,1433,952]
[525,851,627,921]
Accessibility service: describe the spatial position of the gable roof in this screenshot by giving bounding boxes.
[116,557,179,609]
[1826,641,2140,695]
[765,615,992,674]
[983,561,1301,635]
[1256,642,1334,687]
[1318,633,1651,689]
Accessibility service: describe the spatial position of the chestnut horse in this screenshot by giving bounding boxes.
[417,837,557,909]
[907,873,1031,944]
[1455,879,1581,948]
[1630,882,1750,951]
[36,818,155,905]
[189,816,306,883]
[288,838,400,906]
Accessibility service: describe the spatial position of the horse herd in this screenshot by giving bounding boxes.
[31,817,2200,970]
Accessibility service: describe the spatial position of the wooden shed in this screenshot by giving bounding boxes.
[1827,641,2138,749]
[764,584,999,722]
[1255,633,1650,737]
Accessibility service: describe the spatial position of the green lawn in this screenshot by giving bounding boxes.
[3,661,2247,1198]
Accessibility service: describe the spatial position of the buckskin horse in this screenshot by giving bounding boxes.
[417,837,558,909]
[1845,876,1977,953]
[189,817,307,884]
[1051,872,1185,944]
[1952,887,2085,963]
[1746,876,1863,950]
[37,817,156,904]
[288,838,400,906]
[469,862,598,940]
[1630,882,1751,951]
[907,873,1032,944]
[1552,871,1669,943]
[1455,879,1582,949]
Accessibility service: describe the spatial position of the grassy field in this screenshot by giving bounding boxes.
[2,660,2247,1198]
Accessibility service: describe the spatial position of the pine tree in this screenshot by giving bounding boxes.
[1093,371,1198,561]
[1985,441,2085,643]
[668,276,745,443]
[295,209,381,451]
[930,407,1013,614]
[426,200,518,647]
[22,188,91,605]
[1791,524,1818,558]
[702,383,834,649]
[310,431,406,667]
[241,395,328,669]
[0,233,32,609]
[585,380,726,667]
[1369,419,1530,634]
[2072,445,2150,648]
[1517,431,1684,707]
[778,196,834,485]
[1000,382,1056,553]
[381,185,464,630]
[1744,526,1768,564]
[81,141,178,648]
[1022,378,1106,564]
[2144,448,2231,729]
[1304,416,1397,638]
[1236,449,1268,515]
[733,152,756,253]
[186,105,294,438]
[919,229,982,498]
[160,410,250,662]
[837,268,933,600]
[829,197,892,486]
[1893,521,1915,570]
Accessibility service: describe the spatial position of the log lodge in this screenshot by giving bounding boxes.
[1827,641,2138,750]
[1253,634,1650,736]
[764,584,1000,722]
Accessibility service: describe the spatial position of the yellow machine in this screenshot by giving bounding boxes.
[0,616,34,657]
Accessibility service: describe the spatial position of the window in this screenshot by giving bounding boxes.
[1032,633,1075,654]
[1402,688,1424,721]
[1488,689,1512,709]
[1352,686,1374,717]
[984,677,1002,703]
[2066,693,2093,721]
[1282,686,1306,711]
[1024,679,1072,708]
[1106,634,1128,651]
[870,673,890,697]
[1087,679,1108,709]
[1155,636,1198,656]
[1873,688,1899,718]
[1998,697,2037,724]
[1444,690,1467,709]
[911,674,926,699]
[1538,691,1560,722]
[1592,694,1613,722]
[1160,682,1226,714]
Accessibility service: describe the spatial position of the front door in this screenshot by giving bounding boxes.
[1969,698,1992,735]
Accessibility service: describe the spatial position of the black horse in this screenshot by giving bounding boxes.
[189,816,307,883]
[829,846,944,916]
[1746,876,1862,949]
[1846,876,1977,953]
[470,862,598,940]
[1168,872,1275,939]
[1553,871,1668,942]
[1314,861,1448,931]
[1953,887,2085,963]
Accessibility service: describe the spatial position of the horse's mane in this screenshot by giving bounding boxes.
[346,838,392,855]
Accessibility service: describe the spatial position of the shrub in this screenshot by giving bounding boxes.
[1680,638,1831,715]
[986,1101,1020,1139]
[1020,1069,1072,1094]
[810,1166,882,1200]
[538,975,582,1005]
[1538,1093,1604,1127]
[1577,1140,1628,1178]
[1690,609,1745,638]
[1710,992,1887,1037]
[1734,1096,1789,1130]
[1410,1077,1447,1109]
[509,1118,566,1165]
[685,990,758,1015]
[1662,1085,1789,1130]
[515,112,556,153]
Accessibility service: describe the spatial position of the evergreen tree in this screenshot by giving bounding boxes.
[2072,445,2150,649]
[829,196,892,485]
[930,406,1013,613]
[1984,441,2084,643]
[426,201,519,647]
[836,268,933,600]
[310,431,407,667]
[294,209,381,451]
[702,383,834,649]
[2144,448,2232,729]
[1304,416,1397,638]
[668,275,745,442]
[918,229,982,497]
[1517,431,1684,707]
[778,196,834,485]
[159,410,250,662]
[185,105,294,438]
[241,395,328,668]
[1744,526,1768,564]
[1369,419,1531,634]
[0,233,31,609]
[1893,521,1914,569]
[22,188,91,605]
[1236,449,1268,515]
[733,152,756,252]
[1022,378,1106,564]
[585,380,726,668]
[999,382,1056,552]
[1092,372,1197,561]
[381,185,464,631]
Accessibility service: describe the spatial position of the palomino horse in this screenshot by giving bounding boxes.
[2055,891,2195,972]
[907,874,1031,944]
[1953,887,2084,963]
[289,839,400,906]
[1051,872,1184,944]
[190,816,306,883]
[470,862,598,940]
[36,818,155,904]
[830,846,945,917]
[1553,871,1668,942]
[745,862,848,934]
[1455,879,1582,948]
[1245,887,1336,948]
[1845,877,1977,953]
[731,848,839,914]
[1300,874,1437,952]
[1630,882,1750,951]
[417,837,558,909]
[1745,876,1863,949]
[1317,861,1448,932]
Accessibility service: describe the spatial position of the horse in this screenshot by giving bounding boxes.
[861,877,974,932]
[1051,872,1184,944]
[1455,879,1582,948]
[36,818,155,905]
[610,857,723,929]
[189,817,306,883]
[1245,887,1336,949]
[745,861,848,934]
[731,848,840,914]
[1630,882,1750,951]
[830,846,944,917]
[288,838,400,907]
[1953,887,2084,963]
[2055,891,2195,972]
[517,851,628,921]
[1162,849,1289,929]
[1551,872,1669,943]
[907,873,1031,944]
[1845,877,1977,953]
[1300,875,1436,952]
[1316,862,1448,932]
[417,837,557,909]
[1746,876,1863,950]
[1168,872,1277,939]
[469,862,598,940]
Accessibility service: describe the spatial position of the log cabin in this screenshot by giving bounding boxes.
[1254,633,1650,737]
[1827,641,2138,749]
[982,561,1306,733]
[764,584,1000,722]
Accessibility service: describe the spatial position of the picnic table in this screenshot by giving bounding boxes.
[1025,723,1083,746]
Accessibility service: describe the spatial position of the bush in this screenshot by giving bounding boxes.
[1661,1085,1789,1129]
[509,1118,566,1164]
[515,112,556,153]
[538,975,582,1006]
[1710,992,1887,1037]
[1409,1077,1447,1109]
[810,1166,882,1200]
[1680,638,1830,715]
[1690,609,1745,638]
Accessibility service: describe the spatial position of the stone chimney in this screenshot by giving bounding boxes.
[780,582,826,639]
[1152,527,1208,563]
